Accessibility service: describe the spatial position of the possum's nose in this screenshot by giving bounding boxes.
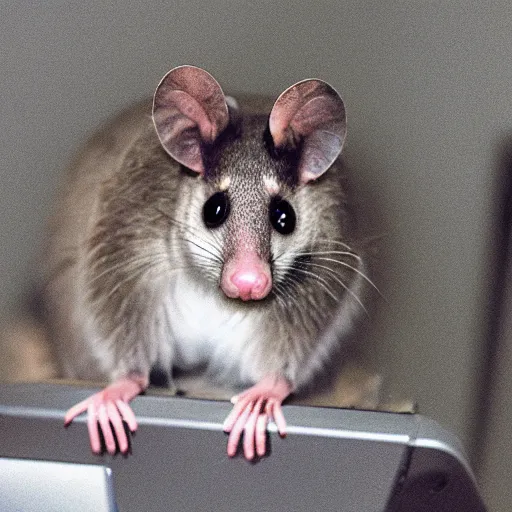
[231,269,270,301]
[221,255,272,301]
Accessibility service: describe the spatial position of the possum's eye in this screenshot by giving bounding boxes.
[269,196,296,235]
[203,191,230,228]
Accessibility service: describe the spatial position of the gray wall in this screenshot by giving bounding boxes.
[1,2,511,508]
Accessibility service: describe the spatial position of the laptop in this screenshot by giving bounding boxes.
[0,382,486,512]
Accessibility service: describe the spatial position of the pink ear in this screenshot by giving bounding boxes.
[152,65,229,174]
[269,79,346,183]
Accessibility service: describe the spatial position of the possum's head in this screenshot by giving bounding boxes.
[153,65,347,303]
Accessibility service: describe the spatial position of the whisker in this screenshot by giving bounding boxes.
[314,238,356,252]
[277,268,306,291]
[280,265,339,303]
[312,256,381,296]
[291,249,361,261]
[275,256,369,315]
[179,237,223,265]
[87,254,169,286]
[88,239,223,295]
[102,264,159,301]
[272,280,304,312]
[99,256,223,301]
[88,248,222,290]
[271,281,315,357]
[184,248,222,267]
[305,261,368,314]
[155,207,224,260]
[270,283,288,310]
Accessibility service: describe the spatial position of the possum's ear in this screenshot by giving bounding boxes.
[152,65,229,174]
[269,79,346,183]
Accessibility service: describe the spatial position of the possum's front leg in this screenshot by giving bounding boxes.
[222,374,293,460]
[64,372,149,455]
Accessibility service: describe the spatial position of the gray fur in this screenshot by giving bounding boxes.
[43,89,366,393]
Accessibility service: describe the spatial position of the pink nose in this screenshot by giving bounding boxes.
[230,270,270,301]
[221,256,272,301]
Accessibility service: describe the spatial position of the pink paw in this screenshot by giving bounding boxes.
[222,375,292,460]
[64,375,147,455]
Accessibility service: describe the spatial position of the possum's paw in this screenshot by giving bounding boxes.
[64,374,147,455]
[223,374,291,460]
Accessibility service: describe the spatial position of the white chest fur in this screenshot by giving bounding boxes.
[165,273,260,383]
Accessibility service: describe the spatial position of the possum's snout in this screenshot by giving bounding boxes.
[221,252,272,301]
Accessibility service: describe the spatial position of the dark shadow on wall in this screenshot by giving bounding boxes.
[472,133,512,469]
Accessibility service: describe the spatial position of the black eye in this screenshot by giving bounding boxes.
[203,191,230,228]
[269,196,296,235]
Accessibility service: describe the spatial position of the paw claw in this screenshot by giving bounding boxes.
[64,375,146,455]
[224,375,292,460]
